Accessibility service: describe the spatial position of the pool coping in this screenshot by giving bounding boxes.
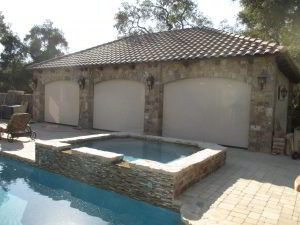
[0,150,35,164]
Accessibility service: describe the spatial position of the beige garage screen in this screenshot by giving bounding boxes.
[44,81,79,126]
[93,80,145,133]
[163,78,251,147]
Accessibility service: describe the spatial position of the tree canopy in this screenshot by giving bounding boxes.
[24,20,68,63]
[0,13,8,39]
[235,0,300,63]
[0,12,26,71]
[0,13,68,92]
[114,0,211,36]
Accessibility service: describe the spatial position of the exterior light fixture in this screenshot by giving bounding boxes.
[257,71,268,90]
[78,77,86,89]
[278,85,288,100]
[144,72,155,90]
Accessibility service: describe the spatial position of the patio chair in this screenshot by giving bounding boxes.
[0,113,36,142]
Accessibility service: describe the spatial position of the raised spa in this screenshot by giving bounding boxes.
[36,133,226,210]
[76,137,199,163]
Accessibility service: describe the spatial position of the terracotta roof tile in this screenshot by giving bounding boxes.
[30,27,283,69]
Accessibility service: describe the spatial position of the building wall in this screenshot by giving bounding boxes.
[274,69,289,135]
[33,55,286,152]
[32,69,93,128]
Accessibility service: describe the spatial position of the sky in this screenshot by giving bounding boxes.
[1,0,241,53]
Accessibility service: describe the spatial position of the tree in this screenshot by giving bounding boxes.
[235,0,300,63]
[24,20,68,63]
[0,12,9,39]
[217,19,243,34]
[0,34,26,71]
[114,0,211,36]
[0,12,26,71]
[0,12,30,92]
[0,16,68,93]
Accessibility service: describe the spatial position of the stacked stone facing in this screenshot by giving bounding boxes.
[272,137,286,154]
[35,133,226,210]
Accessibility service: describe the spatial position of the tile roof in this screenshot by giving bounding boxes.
[29,27,285,69]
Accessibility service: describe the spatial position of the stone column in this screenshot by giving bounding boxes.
[32,72,45,122]
[143,63,164,136]
[287,82,295,133]
[248,57,276,153]
[78,69,93,129]
[144,82,163,135]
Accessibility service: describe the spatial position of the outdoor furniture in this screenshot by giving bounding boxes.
[0,113,36,142]
[0,90,28,120]
[0,103,28,119]
[0,105,14,119]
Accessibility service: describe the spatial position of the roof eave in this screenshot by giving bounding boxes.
[275,49,300,83]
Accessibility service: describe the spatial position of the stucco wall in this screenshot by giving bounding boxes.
[33,55,286,153]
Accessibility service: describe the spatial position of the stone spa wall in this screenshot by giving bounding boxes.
[35,133,226,210]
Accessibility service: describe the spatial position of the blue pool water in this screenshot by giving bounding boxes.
[83,138,199,163]
[0,157,181,225]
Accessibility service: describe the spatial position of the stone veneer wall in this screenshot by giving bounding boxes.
[33,55,292,152]
[174,151,226,196]
[35,134,226,210]
[274,67,289,135]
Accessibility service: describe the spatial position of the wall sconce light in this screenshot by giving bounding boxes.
[257,71,268,90]
[78,77,86,89]
[144,72,155,90]
[31,78,38,90]
[278,85,288,100]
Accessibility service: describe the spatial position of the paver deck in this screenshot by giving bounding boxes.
[0,122,100,162]
[0,122,299,225]
[178,148,300,225]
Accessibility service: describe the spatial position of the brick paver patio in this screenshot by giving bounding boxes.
[178,148,300,225]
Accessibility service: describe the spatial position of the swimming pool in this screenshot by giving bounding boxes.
[81,137,199,163]
[0,157,181,225]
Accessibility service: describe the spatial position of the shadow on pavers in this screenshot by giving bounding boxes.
[177,148,300,222]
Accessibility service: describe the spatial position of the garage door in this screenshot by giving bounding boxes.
[45,81,79,126]
[163,78,251,147]
[93,80,145,133]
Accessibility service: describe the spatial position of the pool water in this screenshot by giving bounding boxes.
[83,138,199,163]
[0,157,181,225]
